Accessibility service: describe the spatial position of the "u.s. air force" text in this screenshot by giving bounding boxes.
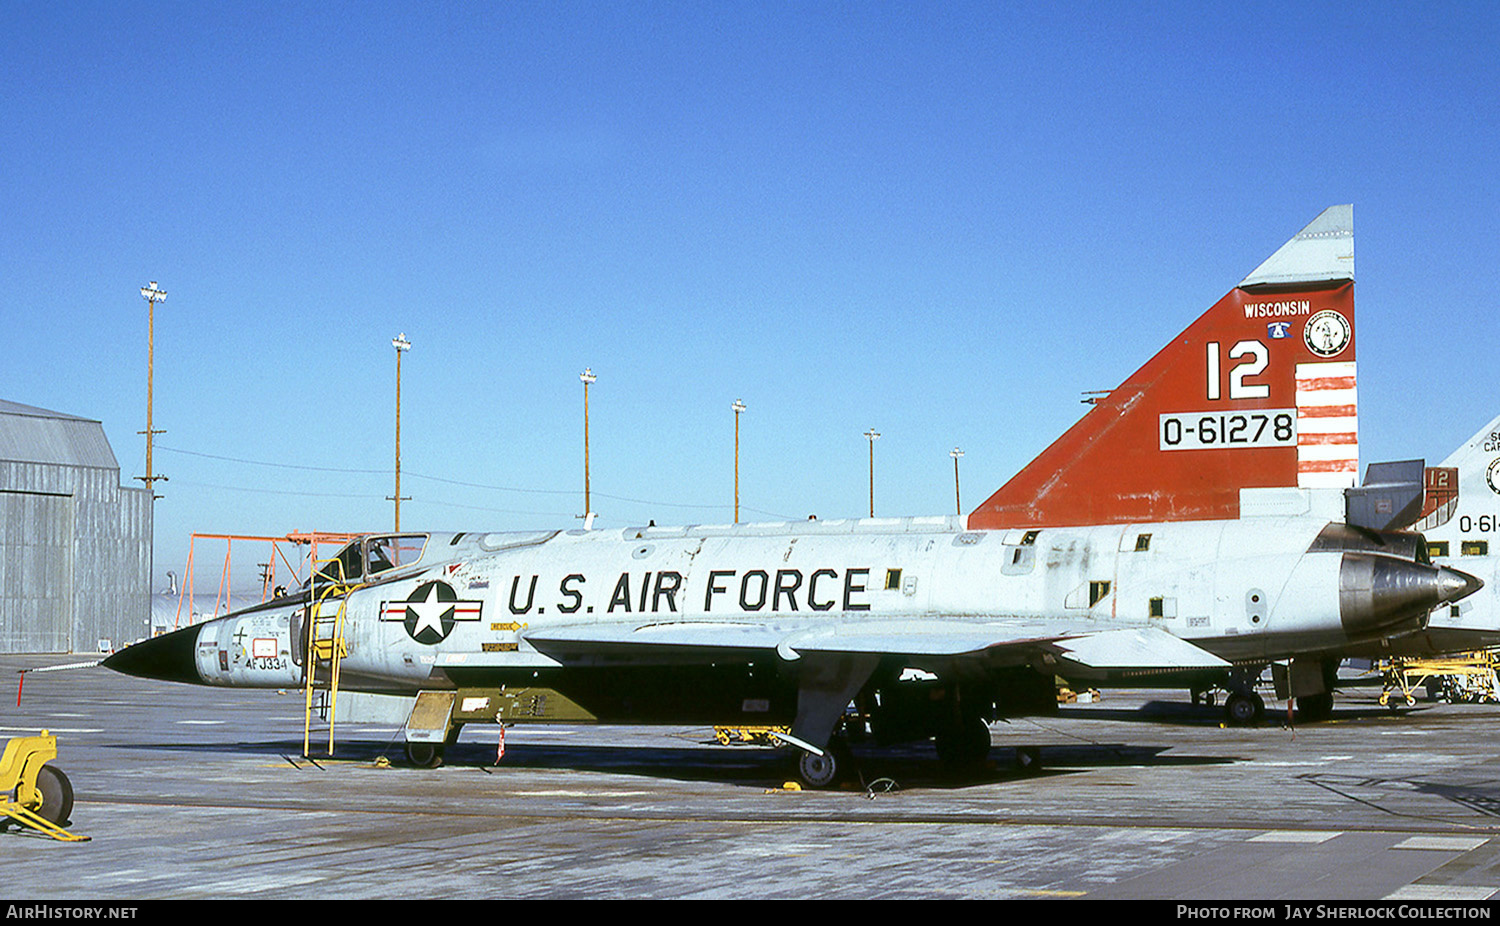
[501,568,873,615]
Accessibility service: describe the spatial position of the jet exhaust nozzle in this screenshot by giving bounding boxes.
[1339,553,1485,638]
[1436,565,1485,605]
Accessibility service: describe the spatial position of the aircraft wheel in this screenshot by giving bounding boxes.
[31,765,74,826]
[1224,691,1264,726]
[1297,692,1334,722]
[935,717,992,771]
[405,741,444,769]
[1014,746,1043,773]
[794,740,851,790]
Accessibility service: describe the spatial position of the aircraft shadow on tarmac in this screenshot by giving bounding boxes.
[1299,771,1500,820]
[1057,698,1435,727]
[110,735,1237,791]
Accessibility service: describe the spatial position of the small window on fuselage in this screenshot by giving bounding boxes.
[1089,581,1111,606]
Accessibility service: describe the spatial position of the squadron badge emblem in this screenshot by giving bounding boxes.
[1303,309,1351,357]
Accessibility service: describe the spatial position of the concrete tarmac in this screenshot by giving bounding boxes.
[6,655,1500,900]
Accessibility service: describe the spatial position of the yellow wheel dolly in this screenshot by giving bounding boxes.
[0,731,88,842]
[1378,653,1500,708]
[713,726,791,746]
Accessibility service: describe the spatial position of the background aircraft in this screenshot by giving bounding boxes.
[1354,414,1500,660]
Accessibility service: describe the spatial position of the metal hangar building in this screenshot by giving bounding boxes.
[0,399,152,653]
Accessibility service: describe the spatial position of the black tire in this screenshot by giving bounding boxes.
[1297,692,1335,722]
[1014,746,1043,773]
[405,741,444,769]
[935,717,992,772]
[32,765,73,826]
[1225,691,1264,726]
[795,740,851,789]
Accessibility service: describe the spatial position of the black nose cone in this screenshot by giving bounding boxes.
[102,623,203,685]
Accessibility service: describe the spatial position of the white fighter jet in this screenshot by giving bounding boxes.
[1350,414,1500,660]
[105,207,1481,787]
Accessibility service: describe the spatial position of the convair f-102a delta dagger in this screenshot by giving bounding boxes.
[1343,412,1500,663]
[105,206,1482,787]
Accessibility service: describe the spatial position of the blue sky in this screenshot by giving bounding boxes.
[3,2,1497,589]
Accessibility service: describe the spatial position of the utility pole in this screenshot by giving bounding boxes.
[391,333,411,530]
[864,428,881,518]
[138,281,168,635]
[580,368,596,525]
[732,399,746,523]
[137,282,168,499]
[950,447,964,516]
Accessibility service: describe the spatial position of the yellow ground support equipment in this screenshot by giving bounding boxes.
[0,730,88,842]
[1057,686,1102,704]
[1379,652,1500,707]
[714,726,791,746]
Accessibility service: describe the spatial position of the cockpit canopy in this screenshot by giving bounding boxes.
[310,534,429,587]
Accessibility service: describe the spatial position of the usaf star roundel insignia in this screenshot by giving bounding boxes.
[1488,457,1500,496]
[381,580,483,645]
[1303,309,1351,358]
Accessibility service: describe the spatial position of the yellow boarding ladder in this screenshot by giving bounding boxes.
[303,558,355,758]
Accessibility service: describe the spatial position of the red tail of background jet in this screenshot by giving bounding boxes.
[969,205,1357,530]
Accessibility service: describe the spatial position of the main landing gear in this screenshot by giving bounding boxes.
[934,716,992,774]
[1193,685,1267,725]
[787,716,1010,789]
[1206,660,1339,726]
[1296,692,1335,722]
[794,740,853,789]
[1223,690,1266,726]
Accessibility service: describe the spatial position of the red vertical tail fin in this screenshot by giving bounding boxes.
[969,205,1357,530]
[1413,412,1500,534]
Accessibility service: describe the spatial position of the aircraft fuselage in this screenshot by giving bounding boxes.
[111,517,1474,724]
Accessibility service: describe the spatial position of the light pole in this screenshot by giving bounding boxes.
[137,282,168,499]
[391,333,411,531]
[950,447,964,516]
[732,399,746,523]
[864,428,881,518]
[580,368,596,524]
[138,281,167,635]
